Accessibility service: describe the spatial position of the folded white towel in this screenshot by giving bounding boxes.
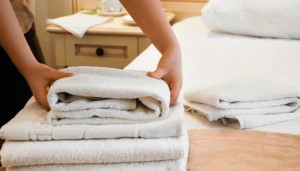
[0,98,183,140]
[6,159,187,171]
[47,13,111,38]
[184,78,300,129]
[47,66,170,125]
[0,130,188,168]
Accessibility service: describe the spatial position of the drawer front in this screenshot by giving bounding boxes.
[65,35,138,68]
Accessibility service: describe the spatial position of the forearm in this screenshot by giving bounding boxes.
[0,0,39,78]
[120,0,180,55]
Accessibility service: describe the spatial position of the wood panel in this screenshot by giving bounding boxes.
[161,1,207,22]
[72,0,208,22]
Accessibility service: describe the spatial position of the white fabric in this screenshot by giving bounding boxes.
[47,13,111,38]
[184,78,300,129]
[6,160,187,171]
[125,16,300,135]
[185,78,300,110]
[0,98,183,141]
[201,0,300,39]
[0,130,188,168]
[47,66,170,125]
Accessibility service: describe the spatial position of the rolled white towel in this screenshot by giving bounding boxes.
[47,66,170,125]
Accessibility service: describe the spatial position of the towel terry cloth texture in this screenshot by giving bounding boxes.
[0,131,189,168]
[0,66,188,171]
[47,13,111,38]
[5,160,187,171]
[47,66,170,125]
[0,98,183,140]
[184,78,300,129]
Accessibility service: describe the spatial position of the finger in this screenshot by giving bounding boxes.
[169,81,181,106]
[147,68,168,79]
[33,87,50,110]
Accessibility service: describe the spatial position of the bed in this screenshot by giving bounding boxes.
[125,15,300,135]
[124,10,300,169]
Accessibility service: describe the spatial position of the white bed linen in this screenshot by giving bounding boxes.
[125,16,300,135]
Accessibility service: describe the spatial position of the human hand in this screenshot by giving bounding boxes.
[24,63,73,110]
[147,50,182,106]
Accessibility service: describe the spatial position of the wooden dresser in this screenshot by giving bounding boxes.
[47,10,175,68]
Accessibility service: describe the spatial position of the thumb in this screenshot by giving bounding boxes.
[147,68,168,79]
[52,70,74,80]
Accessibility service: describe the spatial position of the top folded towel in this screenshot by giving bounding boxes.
[47,13,111,38]
[184,78,300,129]
[47,66,170,125]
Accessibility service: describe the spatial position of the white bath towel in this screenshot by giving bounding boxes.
[0,98,183,141]
[47,13,111,38]
[0,130,189,168]
[184,78,300,129]
[47,66,170,125]
[6,159,187,171]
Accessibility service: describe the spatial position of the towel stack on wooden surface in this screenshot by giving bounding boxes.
[0,66,188,171]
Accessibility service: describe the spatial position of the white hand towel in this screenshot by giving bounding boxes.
[0,130,189,168]
[47,13,111,38]
[47,66,170,125]
[184,78,300,129]
[0,98,183,141]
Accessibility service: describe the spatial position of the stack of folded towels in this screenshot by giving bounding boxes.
[184,78,300,129]
[0,66,189,171]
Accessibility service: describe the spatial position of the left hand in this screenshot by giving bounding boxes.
[24,63,73,110]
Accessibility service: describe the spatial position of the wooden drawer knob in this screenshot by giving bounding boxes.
[96,48,104,56]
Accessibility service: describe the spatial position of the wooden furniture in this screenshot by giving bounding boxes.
[47,0,208,69]
[73,0,208,22]
[188,129,300,171]
[47,11,175,68]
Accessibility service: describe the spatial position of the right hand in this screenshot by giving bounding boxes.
[147,48,182,106]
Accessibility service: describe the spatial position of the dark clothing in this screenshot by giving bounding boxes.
[0,23,45,127]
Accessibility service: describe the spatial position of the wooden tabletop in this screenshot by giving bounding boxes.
[47,11,175,36]
[187,129,300,171]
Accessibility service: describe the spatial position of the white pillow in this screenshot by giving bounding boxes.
[202,0,300,39]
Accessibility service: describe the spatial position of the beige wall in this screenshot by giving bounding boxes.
[34,0,73,68]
